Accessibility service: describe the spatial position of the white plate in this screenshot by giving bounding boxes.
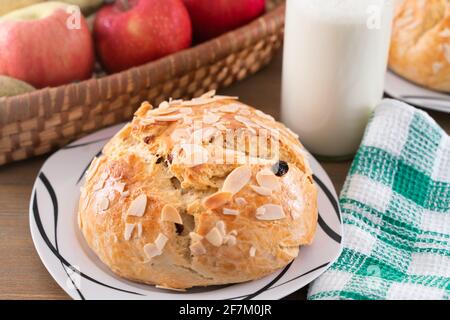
[385,70,450,113]
[29,123,343,300]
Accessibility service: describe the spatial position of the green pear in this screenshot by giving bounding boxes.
[86,12,96,33]
[58,0,103,15]
[0,0,45,16]
[0,76,35,97]
[1,2,71,21]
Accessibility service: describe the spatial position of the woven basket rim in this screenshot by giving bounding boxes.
[0,3,285,125]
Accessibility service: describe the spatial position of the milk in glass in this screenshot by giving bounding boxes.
[281,0,394,158]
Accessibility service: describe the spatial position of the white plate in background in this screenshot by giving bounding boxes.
[385,70,450,114]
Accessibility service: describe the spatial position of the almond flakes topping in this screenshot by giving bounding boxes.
[249,246,256,257]
[203,113,221,124]
[153,114,184,122]
[191,127,217,144]
[256,168,281,191]
[213,95,238,101]
[169,98,183,105]
[255,109,275,121]
[201,90,216,99]
[219,104,240,113]
[127,194,147,217]
[433,62,443,75]
[190,241,207,256]
[97,196,110,213]
[183,116,193,125]
[440,28,450,38]
[235,197,247,206]
[114,182,126,194]
[214,122,228,131]
[151,107,177,115]
[216,220,227,236]
[124,223,135,241]
[224,235,237,246]
[171,128,191,142]
[141,118,156,125]
[137,223,143,238]
[154,233,169,251]
[179,107,193,114]
[202,191,232,210]
[250,185,272,196]
[252,118,273,131]
[221,165,252,195]
[158,101,170,109]
[223,208,240,216]
[86,157,101,181]
[189,232,203,242]
[80,188,89,210]
[205,227,223,247]
[255,204,285,221]
[181,98,214,107]
[183,94,237,107]
[144,234,168,260]
[161,205,183,224]
[235,115,256,128]
[180,144,209,167]
[239,109,251,116]
[93,178,106,192]
[144,244,162,260]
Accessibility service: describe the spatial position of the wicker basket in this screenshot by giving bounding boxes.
[0,0,285,166]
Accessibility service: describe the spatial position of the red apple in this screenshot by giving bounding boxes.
[0,2,95,89]
[183,0,265,42]
[94,0,192,73]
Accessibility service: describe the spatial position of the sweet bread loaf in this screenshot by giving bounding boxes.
[78,92,318,289]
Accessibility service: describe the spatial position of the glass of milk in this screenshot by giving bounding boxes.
[281,0,394,159]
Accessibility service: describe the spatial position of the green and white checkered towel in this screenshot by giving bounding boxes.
[308,99,450,300]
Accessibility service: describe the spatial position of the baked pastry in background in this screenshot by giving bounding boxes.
[389,0,450,92]
[78,91,318,290]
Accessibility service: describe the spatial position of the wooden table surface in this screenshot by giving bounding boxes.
[0,51,448,300]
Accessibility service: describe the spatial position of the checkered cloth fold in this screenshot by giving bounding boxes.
[308,99,450,300]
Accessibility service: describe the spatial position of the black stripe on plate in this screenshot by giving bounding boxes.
[268,261,330,290]
[242,261,293,300]
[318,213,342,244]
[313,175,341,223]
[39,173,59,248]
[39,173,85,300]
[33,190,86,299]
[228,262,330,300]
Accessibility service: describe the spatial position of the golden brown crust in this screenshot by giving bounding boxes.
[389,0,450,92]
[78,92,318,289]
